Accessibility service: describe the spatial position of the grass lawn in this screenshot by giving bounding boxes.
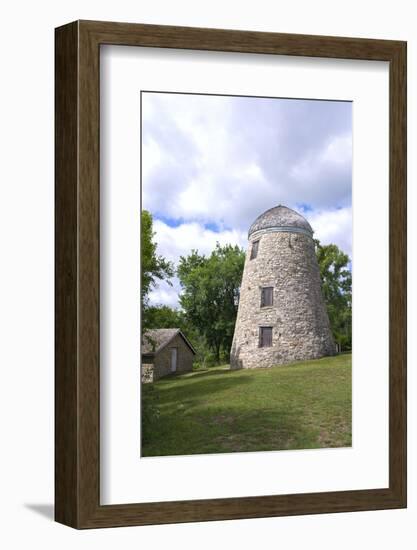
[142,353,351,457]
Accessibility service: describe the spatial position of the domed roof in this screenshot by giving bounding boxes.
[248,205,313,238]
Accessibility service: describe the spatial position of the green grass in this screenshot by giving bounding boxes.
[142,353,351,457]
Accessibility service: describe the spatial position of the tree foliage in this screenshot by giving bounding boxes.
[141,210,174,330]
[145,305,184,330]
[177,243,245,363]
[315,240,352,351]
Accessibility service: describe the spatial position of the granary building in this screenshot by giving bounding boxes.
[141,328,196,382]
[230,205,335,369]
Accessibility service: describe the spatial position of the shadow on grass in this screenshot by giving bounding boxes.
[142,403,322,457]
[164,366,237,380]
[155,370,252,407]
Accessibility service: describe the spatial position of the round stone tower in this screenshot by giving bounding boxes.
[230,205,334,369]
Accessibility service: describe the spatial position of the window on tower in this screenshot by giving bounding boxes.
[260,287,273,307]
[259,326,273,347]
[250,239,259,259]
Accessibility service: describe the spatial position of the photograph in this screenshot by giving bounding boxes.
[140,91,352,457]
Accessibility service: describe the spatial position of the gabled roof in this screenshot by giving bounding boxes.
[141,328,196,356]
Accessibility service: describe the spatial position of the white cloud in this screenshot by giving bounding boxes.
[309,207,352,258]
[142,93,352,232]
[143,93,353,307]
[152,219,247,264]
[291,133,351,187]
[321,134,352,166]
[148,220,247,308]
[148,279,182,308]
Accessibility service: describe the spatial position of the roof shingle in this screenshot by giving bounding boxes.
[248,205,313,238]
[141,328,196,355]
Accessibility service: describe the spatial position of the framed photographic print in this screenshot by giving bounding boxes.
[55,20,406,528]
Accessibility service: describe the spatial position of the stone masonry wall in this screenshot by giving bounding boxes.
[153,333,194,380]
[230,231,335,369]
[141,363,154,384]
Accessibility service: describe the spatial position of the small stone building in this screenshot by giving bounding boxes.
[230,205,335,369]
[141,328,195,381]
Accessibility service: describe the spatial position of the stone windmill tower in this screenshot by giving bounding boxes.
[230,205,334,369]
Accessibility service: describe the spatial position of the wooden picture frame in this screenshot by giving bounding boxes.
[55,20,407,529]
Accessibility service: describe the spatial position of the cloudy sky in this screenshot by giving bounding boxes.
[142,92,352,308]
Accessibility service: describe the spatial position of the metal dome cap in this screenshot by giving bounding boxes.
[248,205,313,239]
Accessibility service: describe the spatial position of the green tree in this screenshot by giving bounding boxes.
[315,240,352,351]
[177,243,245,363]
[145,305,184,330]
[141,210,174,330]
